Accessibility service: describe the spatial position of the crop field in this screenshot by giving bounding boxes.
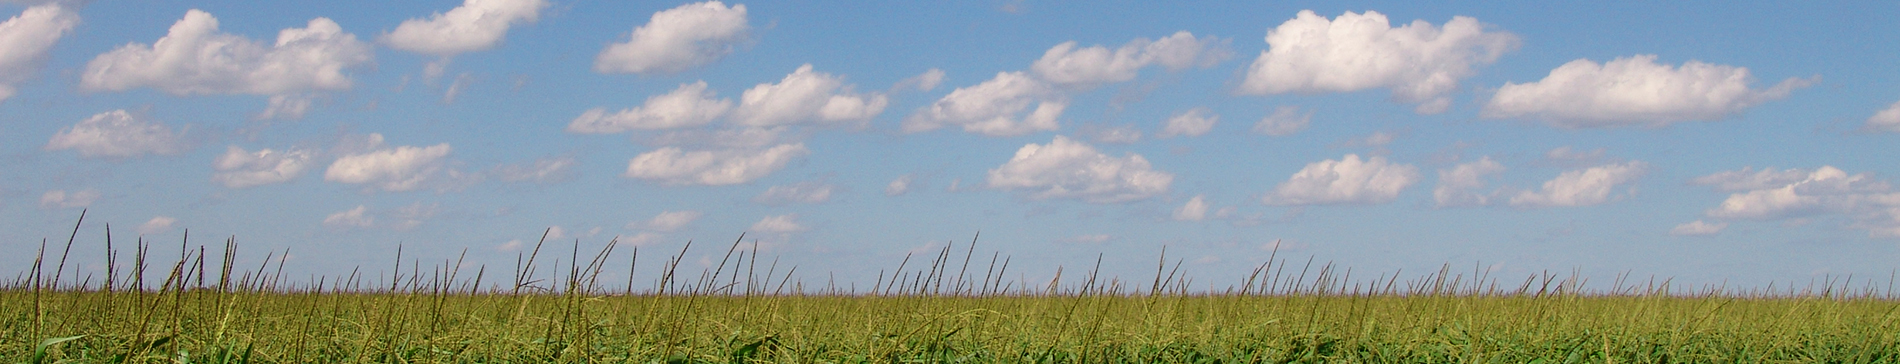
[6,230,1900,363]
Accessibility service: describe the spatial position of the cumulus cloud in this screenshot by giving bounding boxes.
[81,10,372,95]
[0,4,78,102]
[382,0,546,56]
[1264,154,1419,205]
[749,214,805,233]
[1252,105,1310,136]
[752,181,833,205]
[324,142,454,192]
[623,143,807,186]
[39,189,98,209]
[893,68,945,92]
[904,72,1066,137]
[885,174,913,196]
[1238,10,1517,113]
[322,205,373,229]
[633,210,701,232]
[1693,166,1900,237]
[1483,55,1813,128]
[1159,107,1217,138]
[46,110,189,158]
[1434,157,1504,207]
[1173,195,1210,221]
[138,216,178,235]
[1669,220,1726,236]
[1866,100,1900,133]
[1509,161,1647,207]
[493,156,576,184]
[1030,31,1228,87]
[986,136,1172,203]
[569,81,733,133]
[1689,166,1814,192]
[594,1,748,74]
[730,64,888,127]
[212,145,312,188]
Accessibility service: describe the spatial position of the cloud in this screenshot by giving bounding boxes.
[1238,10,1517,113]
[632,210,701,232]
[893,68,945,92]
[1689,166,1815,192]
[382,0,546,56]
[322,205,373,229]
[324,142,455,192]
[1173,195,1210,221]
[212,145,313,188]
[1159,107,1217,138]
[594,1,748,74]
[749,214,806,233]
[1252,105,1310,136]
[255,94,315,120]
[623,143,807,186]
[389,202,439,230]
[1483,55,1814,128]
[752,181,833,205]
[1434,157,1504,207]
[644,126,795,149]
[1669,220,1726,236]
[1030,31,1228,87]
[1692,166,1900,237]
[904,71,1066,137]
[1339,131,1397,148]
[1509,161,1647,207]
[1080,124,1142,144]
[46,110,189,158]
[80,10,372,95]
[39,189,98,209]
[986,136,1172,203]
[570,81,731,133]
[731,64,888,127]
[1542,146,1606,167]
[1866,100,1900,132]
[493,156,576,184]
[138,216,178,235]
[0,4,78,102]
[885,174,913,196]
[1264,154,1419,205]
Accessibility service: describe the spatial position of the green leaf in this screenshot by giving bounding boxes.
[31,335,86,364]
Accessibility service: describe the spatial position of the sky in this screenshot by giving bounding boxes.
[3,0,1898,293]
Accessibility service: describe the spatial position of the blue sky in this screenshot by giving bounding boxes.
[4,0,1898,292]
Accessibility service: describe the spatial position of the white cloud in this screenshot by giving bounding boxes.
[1159,107,1217,138]
[645,126,794,149]
[1669,220,1726,236]
[1340,131,1396,148]
[493,156,576,184]
[1030,31,1228,87]
[1252,105,1310,136]
[322,205,373,229]
[752,181,833,205]
[1173,195,1210,221]
[749,214,806,233]
[569,81,731,133]
[1866,100,1900,132]
[324,142,454,192]
[45,110,189,158]
[212,145,313,188]
[885,174,913,196]
[1434,157,1504,207]
[1693,166,1900,237]
[1264,154,1419,205]
[139,216,177,235]
[633,210,701,232]
[1238,10,1517,113]
[894,68,945,92]
[730,64,888,127]
[1689,166,1815,193]
[255,94,314,120]
[442,72,472,103]
[39,189,98,209]
[623,143,807,186]
[1509,161,1647,207]
[594,1,748,74]
[382,0,546,56]
[1483,55,1814,128]
[904,72,1066,137]
[0,4,78,102]
[1081,124,1142,144]
[80,10,372,95]
[986,136,1172,203]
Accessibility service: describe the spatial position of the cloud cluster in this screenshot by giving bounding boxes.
[595,1,748,74]
[324,140,456,192]
[1264,154,1418,205]
[39,189,99,209]
[1508,162,1647,207]
[1693,166,1900,237]
[1238,10,1517,114]
[1030,31,1228,87]
[624,143,807,186]
[986,136,1172,203]
[45,110,190,158]
[731,64,888,127]
[1433,157,1504,207]
[569,81,732,133]
[1484,55,1813,128]
[81,10,372,95]
[904,72,1065,137]
[213,146,313,188]
[382,0,546,56]
[0,4,78,102]
[1159,107,1217,138]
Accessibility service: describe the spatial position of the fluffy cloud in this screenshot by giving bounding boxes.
[1252,106,1310,136]
[731,64,888,127]
[885,174,913,196]
[894,68,945,92]
[1173,195,1210,221]
[1866,100,1900,132]
[632,210,701,232]
[1508,162,1647,207]
[569,81,731,133]
[1433,157,1504,207]
[1669,220,1726,236]
[1692,166,1900,237]
[624,143,807,186]
[493,156,576,184]
[1030,31,1228,87]
[1264,154,1419,205]
[382,0,546,56]
[39,189,98,209]
[212,145,312,188]
[904,72,1066,137]
[594,1,748,74]
[324,142,454,192]
[1483,55,1813,128]
[81,10,372,95]
[1159,107,1217,138]
[752,181,833,205]
[46,110,189,158]
[138,216,178,235]
[0,4,78,102]
[1238,10,1517,113]
[322,205,373,229]
[986,136,1172,203]
[749,214,806,233]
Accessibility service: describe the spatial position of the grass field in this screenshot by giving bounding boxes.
[6,225,1900,363]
